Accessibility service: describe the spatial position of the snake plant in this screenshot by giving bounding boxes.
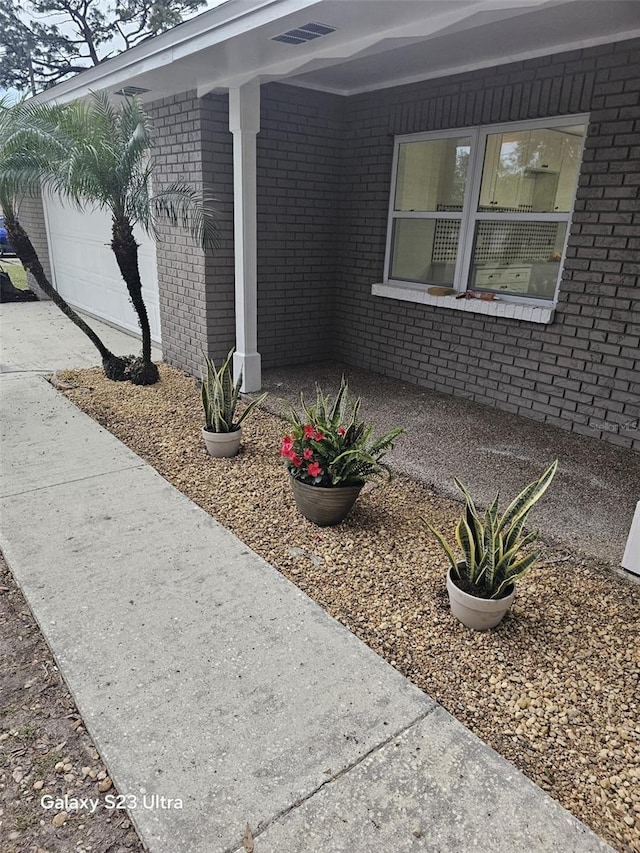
[201,348,267,433]
[426,460,558,599]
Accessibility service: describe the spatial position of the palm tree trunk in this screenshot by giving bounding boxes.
[111,216,159,385]
[3,211,129,380]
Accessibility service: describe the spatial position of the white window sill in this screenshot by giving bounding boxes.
[372,283,555,324]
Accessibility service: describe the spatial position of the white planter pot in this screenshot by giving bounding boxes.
[202,426,242,458]
[446,566,515,631]
[622,501,640,576]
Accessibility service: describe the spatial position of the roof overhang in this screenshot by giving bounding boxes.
[31,0,640,105]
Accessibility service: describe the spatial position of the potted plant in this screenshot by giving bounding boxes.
[426,460,558,630]
[201,348,267,458]
[281,377,403,526]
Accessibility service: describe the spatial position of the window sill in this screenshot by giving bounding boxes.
[371,283,555,324]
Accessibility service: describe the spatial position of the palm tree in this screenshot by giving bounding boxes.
[0,100,130,379]
[14,92,218,385]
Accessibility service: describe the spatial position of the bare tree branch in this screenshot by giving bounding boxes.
[0,0,206,93]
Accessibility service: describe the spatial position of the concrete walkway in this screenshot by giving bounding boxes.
[0,302,162,374]
[261,363,640,567]
[0,306,613,852]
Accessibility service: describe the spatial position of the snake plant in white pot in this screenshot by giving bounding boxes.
[426,459,558,630]
[201,348,267,458]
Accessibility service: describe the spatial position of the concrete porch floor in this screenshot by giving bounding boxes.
[260,362,640,568]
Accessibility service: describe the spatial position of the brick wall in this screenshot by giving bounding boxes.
[257,84,344,367]
[148,91,235,376]
[334,39,640,452]
[16,192,52,299]
[148,40,638,451]
[150,84,344,374]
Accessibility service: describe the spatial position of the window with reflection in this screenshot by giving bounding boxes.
[386,119,586,302]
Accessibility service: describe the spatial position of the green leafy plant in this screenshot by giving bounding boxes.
[201,348,267,433]
[281,377,404,486]
[426,460,558,599]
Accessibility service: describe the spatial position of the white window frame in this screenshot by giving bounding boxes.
[380,114,589,323]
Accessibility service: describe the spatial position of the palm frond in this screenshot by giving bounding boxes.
[150,183,220,249]
[3,93,217,243]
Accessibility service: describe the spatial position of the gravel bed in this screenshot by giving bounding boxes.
[56,364,640,853]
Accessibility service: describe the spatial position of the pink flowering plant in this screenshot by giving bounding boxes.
[280,378,404,487]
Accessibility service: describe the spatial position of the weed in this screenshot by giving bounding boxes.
[16,724,39,742]
[33,752,62,777]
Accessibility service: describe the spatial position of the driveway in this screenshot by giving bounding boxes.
[0,302,162,374]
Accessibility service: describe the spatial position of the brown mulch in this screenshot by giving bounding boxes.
[9,363,640,852]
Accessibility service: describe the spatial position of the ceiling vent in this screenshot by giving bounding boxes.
[271,22,336,46]
[115,85,151,96]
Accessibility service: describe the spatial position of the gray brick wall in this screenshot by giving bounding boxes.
[148,39,638,452]
[150,84,344,374]
[334,39,640,452]
[148,91,235,376]
[257,84,344,367]
[16,192,52,298]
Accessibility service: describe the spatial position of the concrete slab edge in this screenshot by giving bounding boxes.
[222,705,439,853]
[0,464,147,499]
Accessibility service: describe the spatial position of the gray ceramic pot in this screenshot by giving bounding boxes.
[290,475,363,526]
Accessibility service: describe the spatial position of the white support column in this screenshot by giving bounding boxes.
[229,80,261,392]
[622,501,640,576]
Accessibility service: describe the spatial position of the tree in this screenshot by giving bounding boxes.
[0,0,206,95]
[0,100,130,379]
[15,92,218,384]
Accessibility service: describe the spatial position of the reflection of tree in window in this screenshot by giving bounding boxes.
[450,146,469,210]
[387,121,585,301]
[483,127,584,213]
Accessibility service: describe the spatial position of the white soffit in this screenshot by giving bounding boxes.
[286,0,640,94]
[32,0,640,105]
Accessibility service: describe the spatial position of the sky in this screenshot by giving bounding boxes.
[2,0,230,100]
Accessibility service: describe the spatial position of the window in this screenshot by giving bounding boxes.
[384,117,587,305]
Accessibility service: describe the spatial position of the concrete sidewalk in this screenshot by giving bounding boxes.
[0,308,613,853]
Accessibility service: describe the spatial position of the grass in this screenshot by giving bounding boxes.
[3,261,28,290]
[32,751,62,778]
[13,810,40,831]
[16,723,39,742]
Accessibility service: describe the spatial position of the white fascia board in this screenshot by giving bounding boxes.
[29,0,321,104]
[30,0,563,104]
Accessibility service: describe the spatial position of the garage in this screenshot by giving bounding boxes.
[42,192,161,343]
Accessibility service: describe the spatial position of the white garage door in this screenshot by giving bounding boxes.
[43,192,161,343]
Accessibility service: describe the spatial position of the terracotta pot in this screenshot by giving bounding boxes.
[202,425,242,458]
[290,475,363,526]
[446,565,515,630]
